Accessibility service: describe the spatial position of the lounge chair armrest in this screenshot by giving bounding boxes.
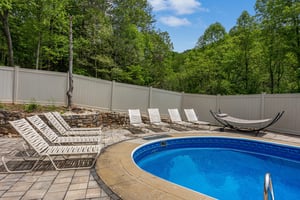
[217,113,228,117]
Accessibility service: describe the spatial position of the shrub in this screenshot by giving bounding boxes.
[24,100,39,112]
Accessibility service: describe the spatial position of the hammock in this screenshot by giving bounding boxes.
[210,110,284,135]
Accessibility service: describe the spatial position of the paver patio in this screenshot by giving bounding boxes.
[1,125,300,200]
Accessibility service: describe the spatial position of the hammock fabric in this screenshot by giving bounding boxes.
[210,110,284,135]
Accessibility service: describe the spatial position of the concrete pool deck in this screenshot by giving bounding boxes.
[96,130,300,200]
[1,127,300,199]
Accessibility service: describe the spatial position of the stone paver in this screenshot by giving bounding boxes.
[1,126,300,200]
[0,128,133,200]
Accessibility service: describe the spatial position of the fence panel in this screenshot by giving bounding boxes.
[17,69,67,105]
[151,88,182,116]
[182,94,216,122]
[112,82,149,113]
[218,94,262,120]
[73,75,111,110]
[264,94,300,135]
[0,66,14,102]
[0,67,300,135]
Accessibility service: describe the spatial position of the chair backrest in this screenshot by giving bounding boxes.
[9,119,49,154]
[184,109,198,122]
[168,109,182,122]
[44,112,67,134]
[27,115,58,142]
[148,108,162,123]
[52,112,71,130]
[128,109,143,125]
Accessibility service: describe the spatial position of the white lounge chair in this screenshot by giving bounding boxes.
[44,112,101,136]
[168,108,194,127]
[2,119,102,173]
[210,110,284,135]
[52,111,101,131]
[184,109,210,129]
[147,108,169,127]
[128,109,148,128]
[27,115,102,144]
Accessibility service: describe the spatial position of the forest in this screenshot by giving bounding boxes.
[0,0,299,95]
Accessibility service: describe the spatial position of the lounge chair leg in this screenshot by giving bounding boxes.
[47,155,98,171]
[1,156,42,173]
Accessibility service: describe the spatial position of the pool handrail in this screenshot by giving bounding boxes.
[264,172,275,200]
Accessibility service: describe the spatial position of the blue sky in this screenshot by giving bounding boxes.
[148,0,257,52]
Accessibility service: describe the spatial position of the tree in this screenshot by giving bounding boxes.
[256,0,295,93]
[109,0,153,71]
[228,11,260,94]
[195,22,226,49]
[0,0,14,66]
[143,30,173,88]
[67,16,73,110]
[282,0,300,91]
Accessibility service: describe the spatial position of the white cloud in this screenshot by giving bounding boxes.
[159,16,191,27]
[148,0,208,15]
[148,0,168,11]
[169,0,201,15]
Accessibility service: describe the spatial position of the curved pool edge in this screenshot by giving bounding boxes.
[95,132,300,200]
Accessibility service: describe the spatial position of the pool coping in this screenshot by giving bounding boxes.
[95,132,300,200]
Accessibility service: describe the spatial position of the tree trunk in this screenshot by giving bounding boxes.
[36,32,41,70]
[67,16,73,110]
[0,10,14,67]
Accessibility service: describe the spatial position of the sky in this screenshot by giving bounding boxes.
[148,0,257,52]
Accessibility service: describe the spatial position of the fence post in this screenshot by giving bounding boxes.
[180,92,185,113]
[65,72,69,107]
[148,86,152,109]
[12,66,19,104]
[260,92,266,119]
[110,80,115,111]
[216,94,221,112]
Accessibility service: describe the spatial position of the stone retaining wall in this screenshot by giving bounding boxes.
[0,110,131,138]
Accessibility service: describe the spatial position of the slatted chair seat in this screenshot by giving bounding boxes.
[168,108,194,127]
[1,119,102,173]
[147,108,170,127]
[44,145,101,155]
[128,109,148,128]
[52,112,101,131]
[184,109,210,129]
[44,112,101,136]
[27,115,101,144]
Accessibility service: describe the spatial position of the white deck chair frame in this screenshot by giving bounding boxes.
[184,109,210,129]
[52,111,101,131]
[147,108,169,127]
[168,109,194,127]
[2,119,102,173]
[44,112,101,136]
[128,109,147,128]
[27,115,102,144]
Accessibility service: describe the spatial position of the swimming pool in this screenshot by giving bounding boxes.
[132,137,300,200]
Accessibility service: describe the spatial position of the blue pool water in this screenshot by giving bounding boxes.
[133,137,300,200]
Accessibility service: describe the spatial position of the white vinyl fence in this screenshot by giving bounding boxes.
[1,66,299,135]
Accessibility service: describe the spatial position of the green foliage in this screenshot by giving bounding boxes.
[46,104,57,112]
[24,99,39,113]
[195,22,226,49]
[0,102,4,109]
[0,0,299,95]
